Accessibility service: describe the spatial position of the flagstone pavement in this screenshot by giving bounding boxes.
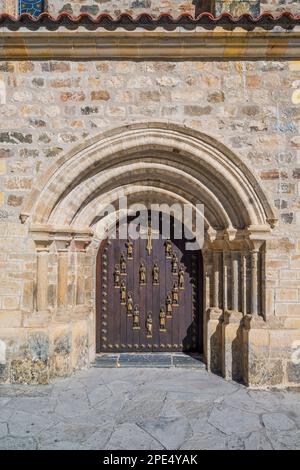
[1,367,300,450]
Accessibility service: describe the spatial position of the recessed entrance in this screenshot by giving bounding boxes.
[96,212,203,354]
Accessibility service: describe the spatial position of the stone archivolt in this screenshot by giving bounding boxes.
[13,121,284,386]
[22,122,276,229]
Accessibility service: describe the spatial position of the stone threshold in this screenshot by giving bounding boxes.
[92,353,206,368]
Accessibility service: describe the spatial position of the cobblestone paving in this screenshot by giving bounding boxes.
[0,367,300,450]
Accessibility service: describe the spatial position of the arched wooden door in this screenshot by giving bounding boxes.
[96,213,203,353]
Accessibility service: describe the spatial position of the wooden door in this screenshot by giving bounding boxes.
[96,214,202,353]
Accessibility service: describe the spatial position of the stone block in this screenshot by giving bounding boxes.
[289,61,300,71]
[0,160,6,175]
[28,331,49,362]
[91,90,110,101]
[0,339,6,364]
[10,358,49,385]
[60,92,86,102]
[7,195,23,207]
[205,308,223,375]
[2,297,20,310]
[280,270,299,280]
[276,289,298,302]
[222,311,243,382]
[247,355,284,388]
[287,361,300,384]
[41,62,70,73]
[284,317,300,329]
[22,281,34,311]
[71,320,89,370]
[216,0,260,16]
[291,255,300,269]
[287,304,300,316]
[275,303,288,316]
[269,330,296,358]
[0,280,21,296]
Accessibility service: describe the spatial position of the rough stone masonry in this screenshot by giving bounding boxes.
[0,1,300,386]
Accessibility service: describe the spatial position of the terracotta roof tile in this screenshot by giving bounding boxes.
[0,11,299,27]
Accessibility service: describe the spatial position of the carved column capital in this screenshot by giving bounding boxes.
[249,239,265,253]
[54,237,72,253]
[33,238,53,253]
[73,237,92,252]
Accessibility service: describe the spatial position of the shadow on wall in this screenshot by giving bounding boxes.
[232,322,244,383]
[210,320,222,376]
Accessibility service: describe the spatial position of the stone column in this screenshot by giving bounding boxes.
[223,249,228,312]
[231,251,239,311]
[241,252,247,315]
[73,239,90,306]
[34,240,52,312]
[250,241,263,316]
[204,248,223,374]
[222,247,243,381]
[55,238,71,310]
[213,250,221,309]
[222,310,243,381]
[202,249,212,310]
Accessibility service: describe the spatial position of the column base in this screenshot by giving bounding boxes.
[222,310,244,382]
[205,307,223,374]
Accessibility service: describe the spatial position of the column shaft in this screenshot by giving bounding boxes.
[251,251,259,315]
[241,252,247,315]
[36,251,48,311]
[223,250,228,311]
[213,251,220,309]
[57,251,68,309]
[76,251,85,305]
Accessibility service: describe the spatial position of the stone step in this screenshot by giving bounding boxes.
[92,353,206,369]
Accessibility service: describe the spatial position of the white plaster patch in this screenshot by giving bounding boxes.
[0,340,6,365]
[0,78,6,105]
[292,89,300,104]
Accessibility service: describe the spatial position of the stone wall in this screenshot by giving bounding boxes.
[260,1,300,15]
[0,1,299,17]
[45,1,300,17]
[0,57,300,385]
[1,59,299,231]
[45,0,207,17]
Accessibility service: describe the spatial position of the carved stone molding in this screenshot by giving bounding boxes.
[1,31,300,60]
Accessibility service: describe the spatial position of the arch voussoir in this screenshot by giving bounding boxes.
[22,122,277,234]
